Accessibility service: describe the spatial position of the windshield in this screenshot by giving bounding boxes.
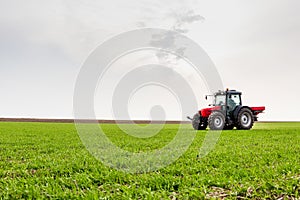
[215,95,226,106]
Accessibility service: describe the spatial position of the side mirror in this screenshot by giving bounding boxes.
[205,95,207,100]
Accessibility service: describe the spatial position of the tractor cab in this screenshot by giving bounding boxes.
[213,90,242,114]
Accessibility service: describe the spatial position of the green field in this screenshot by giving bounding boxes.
[0,122,299,199]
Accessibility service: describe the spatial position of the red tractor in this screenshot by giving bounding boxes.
[188,89,265,130]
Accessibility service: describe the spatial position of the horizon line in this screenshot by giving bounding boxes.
[0,118,299,124]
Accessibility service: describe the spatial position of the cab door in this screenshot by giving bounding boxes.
[227,94,241,115]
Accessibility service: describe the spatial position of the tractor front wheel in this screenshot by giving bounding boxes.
[236,108,254,130]
[208,112,226,130]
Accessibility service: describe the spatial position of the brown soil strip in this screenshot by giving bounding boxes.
[0,118,190,124]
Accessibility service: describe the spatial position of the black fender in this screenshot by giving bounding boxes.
[233,106,252,121]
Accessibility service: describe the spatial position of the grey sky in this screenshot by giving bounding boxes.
[1,0,300,121]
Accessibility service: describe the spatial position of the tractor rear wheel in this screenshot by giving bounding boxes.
[192,113,207,130]
[208,112,226,130]
[236,108,254,130]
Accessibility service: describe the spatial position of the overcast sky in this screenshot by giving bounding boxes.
[1,0,300,121]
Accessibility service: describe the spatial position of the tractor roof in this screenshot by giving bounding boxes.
[214,89,242,96]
